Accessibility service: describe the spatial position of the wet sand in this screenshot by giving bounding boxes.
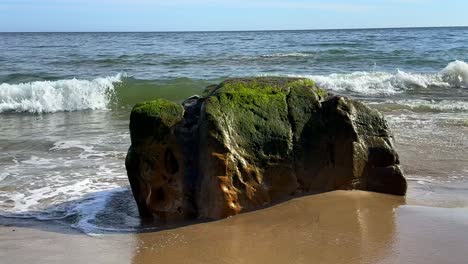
[1,190,467,264]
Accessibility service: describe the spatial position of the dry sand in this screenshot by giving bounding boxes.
[1,190,467,264]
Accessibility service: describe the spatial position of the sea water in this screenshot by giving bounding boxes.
[0,28,467,233]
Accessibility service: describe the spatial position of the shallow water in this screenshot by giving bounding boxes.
[0,28,467,233]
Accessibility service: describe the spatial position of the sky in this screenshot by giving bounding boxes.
[0,0,467,32]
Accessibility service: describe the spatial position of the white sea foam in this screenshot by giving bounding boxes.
[0,172,138,233]
[370,99,468,112]
[69,188,119,234]
[293,70,446,95]
[0,74,122,113]
[440,60,468,88]
[260,52,312,58]
[3,178,97,213]
[285,60,468,95]
[50,140,113,160]
[0,137,133,233]
[69,187,141,235]
[50,140,93,151]
[310,72,407,95]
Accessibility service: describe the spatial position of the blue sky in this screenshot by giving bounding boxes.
[0,0,467,32]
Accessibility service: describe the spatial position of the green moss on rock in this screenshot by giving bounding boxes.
[289,79,327,99]
[132,99,184,126]
[126,76,407,222]
[129,99,184,143]
[203,77,329,158]
[289,79,315,88]
[205,78,298,157]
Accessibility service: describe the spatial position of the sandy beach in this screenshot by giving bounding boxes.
[1,190,467,264]
[1,28,468,264]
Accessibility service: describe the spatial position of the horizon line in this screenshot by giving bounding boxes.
[1,25,467,34]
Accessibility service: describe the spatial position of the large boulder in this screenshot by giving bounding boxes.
[125,77,406,221]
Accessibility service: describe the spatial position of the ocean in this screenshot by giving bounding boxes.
[0,28,467,234]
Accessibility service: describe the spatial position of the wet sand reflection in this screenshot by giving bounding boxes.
[131,191,404,264]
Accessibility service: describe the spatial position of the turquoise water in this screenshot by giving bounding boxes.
[0,28,467,233]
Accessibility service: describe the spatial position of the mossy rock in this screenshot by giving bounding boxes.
[126,77,407,221]
[129,99,184,144]
[203,77,326,158]
[205,78,291,157]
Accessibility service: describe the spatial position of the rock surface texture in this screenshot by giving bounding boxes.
[125,77,407,221]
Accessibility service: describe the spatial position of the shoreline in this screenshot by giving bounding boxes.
[1,27,468,264]
[1,190,467,264]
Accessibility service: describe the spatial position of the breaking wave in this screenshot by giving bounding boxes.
[0,74,122,113]
[1,60,467,113]
[0,74,211,113]
[369,99,468,112]
[290,60,468,95]
[440,60,468,88]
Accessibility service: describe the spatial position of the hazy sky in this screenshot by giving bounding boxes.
[0,0,467,32]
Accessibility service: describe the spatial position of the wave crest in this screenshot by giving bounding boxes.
[370,99,468,112]
[0,74,122,113]
[287,60,468,95]
[441,60,468,88]
[1,60,467,113]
